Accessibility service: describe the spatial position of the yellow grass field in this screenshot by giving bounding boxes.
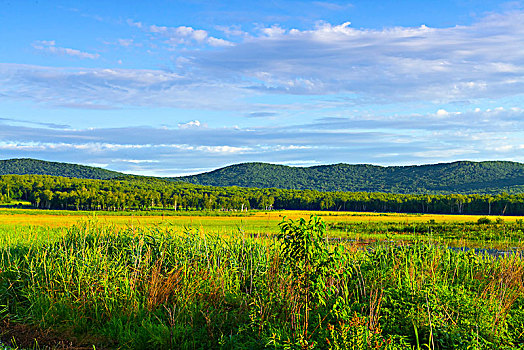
[1,208,522,233]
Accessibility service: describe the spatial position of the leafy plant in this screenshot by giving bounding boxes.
[478,217,492,225]
[277,216,340,347]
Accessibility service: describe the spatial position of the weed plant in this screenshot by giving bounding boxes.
[1,217,524,348]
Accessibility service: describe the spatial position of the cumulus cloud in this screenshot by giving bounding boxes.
[142,22,233,47]
[436,109,450,117]
[178,120,206,129]
[32,40,100,59]
[207,37,234,47]
[261,25,287,37]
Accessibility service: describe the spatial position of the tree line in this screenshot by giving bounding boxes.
[1,174,524,215]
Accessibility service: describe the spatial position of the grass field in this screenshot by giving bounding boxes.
[1,208,522,229]
[1,208,523,247]
[1,209,524,349]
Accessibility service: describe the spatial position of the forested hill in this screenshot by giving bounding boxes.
[0,158,125,180]
[176,161,524,194]
[2,158,524,194]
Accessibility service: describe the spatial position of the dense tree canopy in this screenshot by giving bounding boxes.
[1,174,524,215]
[3,158,524,195]
[0,158,124,180]
[176,161,524,194]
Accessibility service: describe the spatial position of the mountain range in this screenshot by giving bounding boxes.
[1,158,523,194]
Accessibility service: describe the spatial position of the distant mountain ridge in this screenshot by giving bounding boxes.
[176,161,524,194]
[1,158,523,194]
[0,158,125,180]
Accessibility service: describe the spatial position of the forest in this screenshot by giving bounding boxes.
[177,160,524,194]
[3,158,524,194]
[1,174,524,215]
[0,158,124,179]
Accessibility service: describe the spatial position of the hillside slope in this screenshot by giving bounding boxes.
[0,158,124,180]
[176,161,524,194]
[2,158,523,194]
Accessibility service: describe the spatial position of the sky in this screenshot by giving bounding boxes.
[1,0,524,176]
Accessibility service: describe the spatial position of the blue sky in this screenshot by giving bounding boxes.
[1,0,523,176]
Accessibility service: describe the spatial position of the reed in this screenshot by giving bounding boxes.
[1,217,524,348]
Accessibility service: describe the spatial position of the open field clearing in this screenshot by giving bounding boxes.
[1,209,524,248]
[1,208,523,228]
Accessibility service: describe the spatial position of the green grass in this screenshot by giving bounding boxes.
[1,217,524,349]
[328,219,524,249]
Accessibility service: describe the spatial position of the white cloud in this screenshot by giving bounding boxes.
[127,19,143,28]
[261,25,286,37]
[0,63,244,109]
[3,10,524,112]
[119,159,160,164]
[207,37,234,47]
[178,120,205,129]
[413,149,479,158]
[195,145,251,153]
[1,105,523,175]
[215,25,248,37]
[494,145,514,152]
[185,10,524,102]
[32,40,100,59]
[273,145,313,150]
[117,39,134,47]
[144,23,233,47]
[436,109,449,117]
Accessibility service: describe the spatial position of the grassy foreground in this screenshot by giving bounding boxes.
[1,216,524,349]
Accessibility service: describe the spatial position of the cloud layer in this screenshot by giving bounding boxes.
[1,107,522,176]
[190,12,524,101]
[2,8,524,174]
[2,11,524,110]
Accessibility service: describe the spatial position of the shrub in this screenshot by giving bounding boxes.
[477,217,492,225]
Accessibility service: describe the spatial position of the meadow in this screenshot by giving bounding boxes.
[1,209,523,249]
[1,209,524,349]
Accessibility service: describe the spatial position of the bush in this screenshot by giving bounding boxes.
[477,217,492,225]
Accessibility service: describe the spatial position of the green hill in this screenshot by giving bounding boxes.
[0,158,125,180]
[2,158,523,194]
[176,161,524,194]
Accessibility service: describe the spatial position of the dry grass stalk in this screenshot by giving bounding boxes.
[147,259,183,311]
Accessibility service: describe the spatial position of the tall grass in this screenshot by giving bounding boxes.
[1,217,524,348]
